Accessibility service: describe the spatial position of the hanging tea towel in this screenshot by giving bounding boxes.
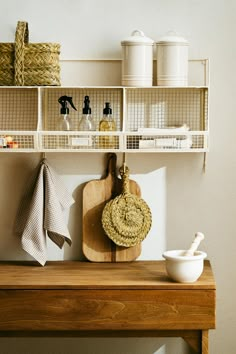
[15,158,74,266]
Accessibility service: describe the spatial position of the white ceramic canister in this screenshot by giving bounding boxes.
[121,30,154,87]
[156,32,189,86]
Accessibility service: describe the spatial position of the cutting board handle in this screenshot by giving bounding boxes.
[105,153,118,198]
[106,153,117,191]
[106,153,117,177]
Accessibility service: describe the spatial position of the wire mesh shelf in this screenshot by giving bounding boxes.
[0,82,209,153]
[125,87,208,131]
[0,131,37,151]
[0,87,38,151]
[124,87,208,152]
[38,131,123,152]
[42,87,123,132]
[124,132,208,152]
[0,88,38,131]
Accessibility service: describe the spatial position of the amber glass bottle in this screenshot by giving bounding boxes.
[99,102,117,149]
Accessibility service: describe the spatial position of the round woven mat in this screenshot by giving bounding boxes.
[102,165,152,247]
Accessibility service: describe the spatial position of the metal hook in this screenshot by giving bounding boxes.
[122,152,127,168]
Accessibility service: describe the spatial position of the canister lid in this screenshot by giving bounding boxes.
[156,31,189,45]
[121,30,154,46]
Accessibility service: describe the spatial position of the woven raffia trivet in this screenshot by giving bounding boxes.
[102,164,152,247]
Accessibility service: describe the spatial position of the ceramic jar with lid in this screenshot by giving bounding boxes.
[121,30,154,87]
[156,32,189,86]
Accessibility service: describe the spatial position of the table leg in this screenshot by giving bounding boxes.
[201,330,209,354]
[182,330,209,354]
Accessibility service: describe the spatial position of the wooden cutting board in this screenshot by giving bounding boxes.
[82,153,141,262]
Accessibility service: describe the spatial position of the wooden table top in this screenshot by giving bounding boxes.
[0,260,215,290]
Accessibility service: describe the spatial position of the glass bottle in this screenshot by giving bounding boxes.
[57,114,72,131]
[78,96,95,147]
[99,102,117,149]
[57,96,77,131]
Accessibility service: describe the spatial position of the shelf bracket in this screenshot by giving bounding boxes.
[203,152,207,173]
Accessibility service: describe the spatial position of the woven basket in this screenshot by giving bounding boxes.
[102,164,152,247]
[0,21,60,86]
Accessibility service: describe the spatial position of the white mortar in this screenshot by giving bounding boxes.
[162,250,207,283]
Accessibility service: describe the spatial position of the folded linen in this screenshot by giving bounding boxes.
[15,158,74,266]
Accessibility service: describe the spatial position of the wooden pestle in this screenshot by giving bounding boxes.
[183,232,205,256]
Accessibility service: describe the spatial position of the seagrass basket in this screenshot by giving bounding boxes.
[0,21,60,86]
[102,164,152,247]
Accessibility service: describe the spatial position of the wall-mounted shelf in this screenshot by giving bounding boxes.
[0,60,209,153]
[0,86,209,153]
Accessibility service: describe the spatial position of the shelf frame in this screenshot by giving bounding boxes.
[0,59,209,155]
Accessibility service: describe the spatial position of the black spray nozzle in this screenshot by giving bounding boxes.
[83,95,91,114]
[58,96,77,114]
[103,102,112,115]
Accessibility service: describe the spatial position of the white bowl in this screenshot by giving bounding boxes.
[162,250,207,283]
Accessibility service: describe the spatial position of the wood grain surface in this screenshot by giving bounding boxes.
[0,260,216,354]
[0,288,215,331]
[82,153,142,262]
[0,260,215,290]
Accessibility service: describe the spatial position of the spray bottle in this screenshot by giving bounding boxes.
[57,96,77,131]
[78,96,95,147]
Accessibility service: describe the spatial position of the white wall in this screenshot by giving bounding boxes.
[0,0,236,353]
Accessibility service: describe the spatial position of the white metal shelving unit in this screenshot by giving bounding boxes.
[0,87,38,152]
[0,59,209,153]
[38,86,124,152]
[123,86,208,153]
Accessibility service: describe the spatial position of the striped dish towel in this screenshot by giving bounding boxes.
[15,159,74,266]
